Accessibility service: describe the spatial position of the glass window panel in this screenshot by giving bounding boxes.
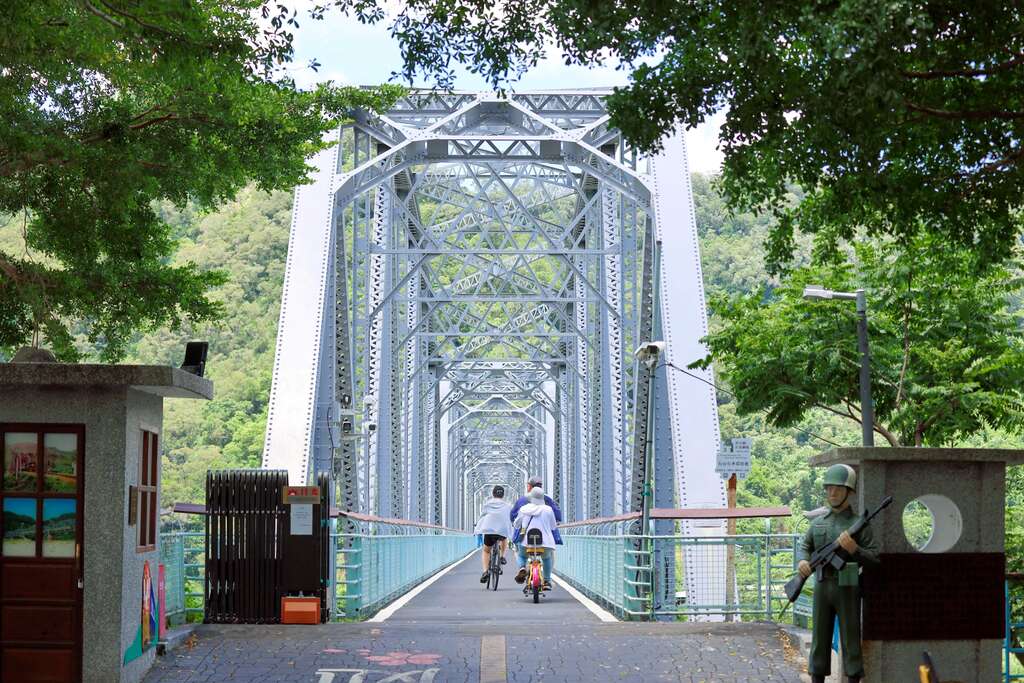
[4,432,38,491]
[42,499,76,558]
[140,432,149,486]
[3,498,37,556]
[139,493,149,547]
[149,434,158,486]
[43,433,78,493]
[148,491,157,546]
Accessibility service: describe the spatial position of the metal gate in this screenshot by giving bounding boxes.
[204,470,329,623]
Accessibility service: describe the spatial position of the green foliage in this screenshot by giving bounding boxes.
[0,1,402,360]
[326,1,1024,272]
[694,235,1024,447]
[129,187,291,506]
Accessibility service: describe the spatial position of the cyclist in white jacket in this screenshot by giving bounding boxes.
[512,486,558,589]
[473,485,513,583]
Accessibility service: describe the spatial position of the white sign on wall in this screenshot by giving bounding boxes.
[290,503,313,535]
[715,438,752,479]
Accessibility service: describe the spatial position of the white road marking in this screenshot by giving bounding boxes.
[367,550,477,622]
[479,634,507,683]
[552,574,618,622]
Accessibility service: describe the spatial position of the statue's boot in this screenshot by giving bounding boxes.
[810,677,825,683]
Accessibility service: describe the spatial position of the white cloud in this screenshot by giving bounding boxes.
[685,111,726,175]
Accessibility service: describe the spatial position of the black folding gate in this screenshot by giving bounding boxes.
[204,470,330,623]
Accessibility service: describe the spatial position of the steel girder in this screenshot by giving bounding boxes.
[264,90,724,614]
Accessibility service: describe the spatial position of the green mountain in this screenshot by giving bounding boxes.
[3,175,1021,548]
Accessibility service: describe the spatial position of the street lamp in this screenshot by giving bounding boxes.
[634,341,666,530]
[802,286,875,447]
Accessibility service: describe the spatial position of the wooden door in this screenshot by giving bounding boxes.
[1,425,84,682]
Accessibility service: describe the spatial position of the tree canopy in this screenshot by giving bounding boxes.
[693,235,1024,447]
[0,1,401,360]
[323,1,1024,272]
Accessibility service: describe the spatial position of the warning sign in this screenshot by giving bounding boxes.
[282,486,320,505]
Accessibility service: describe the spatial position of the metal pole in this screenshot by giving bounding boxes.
[641,366,654,533]
[855,289,874,447]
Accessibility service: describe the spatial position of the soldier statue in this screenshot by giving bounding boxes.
[797,464,880,683]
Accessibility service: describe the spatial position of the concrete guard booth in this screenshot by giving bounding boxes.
[811,447,1024,683]
[0,362,212,683]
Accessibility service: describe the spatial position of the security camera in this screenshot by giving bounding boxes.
[634,341,667,368]
[365,421,377,432]
[341,418,353,434]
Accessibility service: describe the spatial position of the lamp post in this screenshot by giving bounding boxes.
[634,341,666,531]
[802,286,875,447]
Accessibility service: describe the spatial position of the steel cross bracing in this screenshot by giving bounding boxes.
[264,89,726,616]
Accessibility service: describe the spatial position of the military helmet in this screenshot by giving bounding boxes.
[822,463,857,491]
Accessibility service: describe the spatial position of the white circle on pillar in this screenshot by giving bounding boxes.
[902,494,963,553]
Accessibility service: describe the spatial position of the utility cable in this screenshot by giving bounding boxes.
[658,361,844,448]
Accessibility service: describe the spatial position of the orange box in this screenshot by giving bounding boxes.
[281,596,321,624]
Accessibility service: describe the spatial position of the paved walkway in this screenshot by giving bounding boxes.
[145,550,808,683]
[385,544,598,625]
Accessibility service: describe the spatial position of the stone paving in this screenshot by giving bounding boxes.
[145,552,808,683]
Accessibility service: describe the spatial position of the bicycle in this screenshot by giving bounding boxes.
[486,540,502,591]
[521,528,548,603]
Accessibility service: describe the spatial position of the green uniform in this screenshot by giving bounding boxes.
[797,505,880,678]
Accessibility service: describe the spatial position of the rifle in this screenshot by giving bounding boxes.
[783,495,893,604]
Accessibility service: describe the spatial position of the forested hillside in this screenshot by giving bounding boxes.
[3,175,1020,538]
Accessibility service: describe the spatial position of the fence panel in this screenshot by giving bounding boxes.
[1008,578,1024,683]
[558,527,802,621]
[166,515,472,622]
[332,528,475,619]
[161,531,205,625]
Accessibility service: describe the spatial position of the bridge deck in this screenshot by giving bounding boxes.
[146,550,807,683]
[383,548,600,625]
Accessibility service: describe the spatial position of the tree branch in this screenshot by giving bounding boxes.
[95,0,209,48]
[81,0,124,29]
[895,269,913,408]
[901,53,1024,80]
[874,423,901,447]
[904,100,1024,121]
[0,254,20,282]
[914,396,962,446]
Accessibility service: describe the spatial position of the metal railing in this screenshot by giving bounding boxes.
[160,516,473,624]
[1008,575,1024,683]
[557,514,800,621]
[160,531,205,624]
[331,512,475,620]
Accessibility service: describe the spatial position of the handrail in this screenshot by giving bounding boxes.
[173,501,467,533]
[330,508,466,533]
[560,506,792,528]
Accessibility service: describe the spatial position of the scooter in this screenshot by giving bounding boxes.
[521,528,549,603]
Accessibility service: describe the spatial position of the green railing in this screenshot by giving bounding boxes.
[160,531,205,624]
[160,521,474,623]
[1008,576,1024,683]
[557,515,800,621]
[332,524,475,619]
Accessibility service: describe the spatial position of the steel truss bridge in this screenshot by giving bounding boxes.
[263,89,727,614]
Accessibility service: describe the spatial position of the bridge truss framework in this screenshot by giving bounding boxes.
[264,90,726,613]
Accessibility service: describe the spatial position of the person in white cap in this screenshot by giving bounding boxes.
[509,475,562,575]
[511,486,558,589]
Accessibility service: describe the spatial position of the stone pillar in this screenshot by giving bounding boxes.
[810,447,1024,683]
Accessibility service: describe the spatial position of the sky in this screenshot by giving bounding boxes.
[283,10,725,174]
